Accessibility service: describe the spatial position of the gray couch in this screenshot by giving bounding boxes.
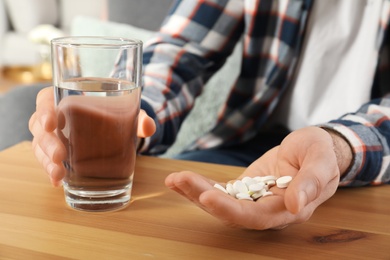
[0,0,106,67]
[0,0,241,156]
[0,0,170,150]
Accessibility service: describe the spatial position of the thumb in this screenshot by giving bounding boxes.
[283,162,339,214]
[283,170,320,214]
[137,109,156,137]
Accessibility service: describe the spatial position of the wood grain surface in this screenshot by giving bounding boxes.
[0,142,389,259]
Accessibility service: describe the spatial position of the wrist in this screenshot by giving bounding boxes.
[320,127,354,177]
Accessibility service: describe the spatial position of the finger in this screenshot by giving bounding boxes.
[199,190,246,228]
[32,137,51,175]
[36,86,54,108]
[30,121,66,165]
[137,109,156,138]
[32,138,65,185]
[37,87,57,131]
[49,164,66,187]
[199,190,296,230]
[29,110,56,136]
[165,171,215,205]
[30,87,57,133]
[284,152,339,214]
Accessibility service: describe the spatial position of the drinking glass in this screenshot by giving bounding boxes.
[51,36,142,211]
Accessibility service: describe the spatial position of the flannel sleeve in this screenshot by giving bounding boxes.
[138,0,245,155]
[319,97,390,187]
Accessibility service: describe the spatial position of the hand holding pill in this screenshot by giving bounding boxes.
[165,127,342,230]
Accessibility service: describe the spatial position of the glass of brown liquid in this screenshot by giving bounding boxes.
[51,36,142,212]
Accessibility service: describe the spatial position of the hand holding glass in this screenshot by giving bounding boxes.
[51,36,142,212]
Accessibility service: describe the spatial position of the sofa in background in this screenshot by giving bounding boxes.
[0,0,105,67]
[0,0,242,158]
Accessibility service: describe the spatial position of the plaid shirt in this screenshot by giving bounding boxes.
[140,0,390,186]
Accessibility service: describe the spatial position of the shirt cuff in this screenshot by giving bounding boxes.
[317,123,367,186]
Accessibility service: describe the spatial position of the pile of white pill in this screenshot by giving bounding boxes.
[213,175,293,201]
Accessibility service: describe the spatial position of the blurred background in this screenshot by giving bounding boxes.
[0,0,240,157]
[0,0,172,88]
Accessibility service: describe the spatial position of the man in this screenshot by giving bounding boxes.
[29,0,390,230]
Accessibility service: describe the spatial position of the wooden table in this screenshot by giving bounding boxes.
[1,142,389,259]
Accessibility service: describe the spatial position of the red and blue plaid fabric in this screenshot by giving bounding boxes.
[140,0,390,186]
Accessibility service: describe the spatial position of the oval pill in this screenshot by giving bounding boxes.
[220,175,292,202]
[226,183,236,196]
[261,175,277,182]
[266,180,276,188]
[242,176,257,187]
[236,192,253,201]
[248,183,265,192]
[253,176,264,183]
[213,183,228,193]
[262,191,273,197]
[233,180,248,194]
[251,191,263,200]
[276,176,293,188]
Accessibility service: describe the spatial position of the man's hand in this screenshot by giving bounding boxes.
[29,87,156,187]
[165,126,349,230]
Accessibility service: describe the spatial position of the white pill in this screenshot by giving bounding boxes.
[261,175,277,182]
[242,176,257,187]
[236,192,253,201]
[266,179,276,187]
[219,175,292,202]
[251,191,263,200]
[253,176,263,183]
[248,182,265,192]
[261,191,273,197]
[213,183,228,193]
[226,183,236,196]
[233,180,248,194]
[276,176,293,188]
